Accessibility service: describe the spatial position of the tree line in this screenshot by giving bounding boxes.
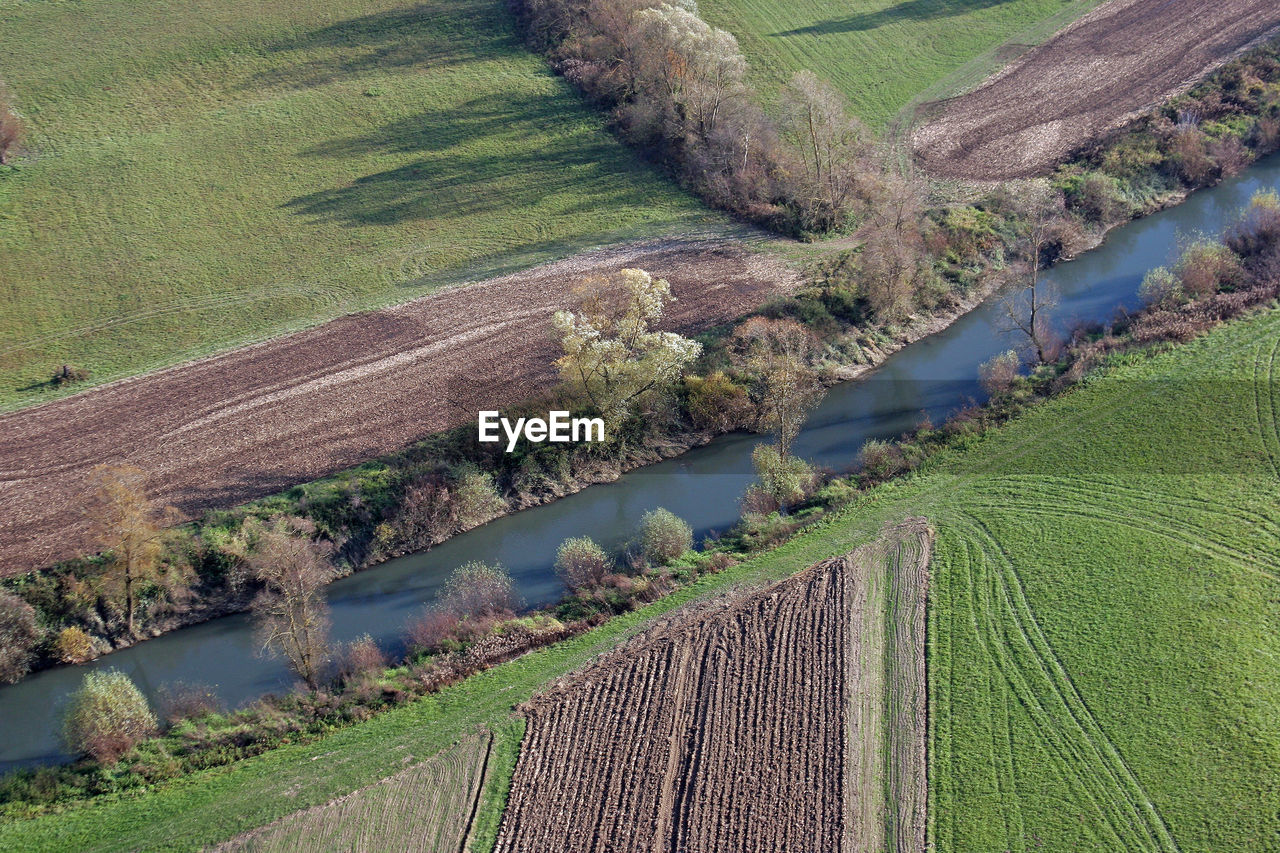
[510,0,882,236]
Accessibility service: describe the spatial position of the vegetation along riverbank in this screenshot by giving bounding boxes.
[4,34,1280,688]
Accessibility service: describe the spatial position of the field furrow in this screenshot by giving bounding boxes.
[492,522,933,852]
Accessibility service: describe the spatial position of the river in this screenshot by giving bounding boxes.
[3,155,1279,770]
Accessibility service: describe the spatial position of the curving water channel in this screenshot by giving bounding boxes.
[3,155,1280,770]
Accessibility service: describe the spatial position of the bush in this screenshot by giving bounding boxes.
[554,536,612,591]
[56,626,96,664]
[335,634,388,685]
[978,350,1022,397]
[685,371,754,432]
[1064,172,1128,223]
[452,469,506,530]
[637,508,692,565]
[441,561,520,619]
[50,364,91,386]
[404,607,461,655]
[63,670,157,763]
[749,444,815,508]
[858,439,908,483]
[1139,267,1183,308]
[1174,240,1245,298]
[0,592,39,683]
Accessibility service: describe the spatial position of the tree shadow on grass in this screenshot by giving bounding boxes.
[249,0,517,90]
[283,91,666,228]
[773,0,1017,36]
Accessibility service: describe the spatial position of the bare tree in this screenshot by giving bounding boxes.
[783,70,871,224]
[1000,189,1063,363]
[733,317,826,458]
[86,465,179,637]
[0,82,21,166]
[249,518,333,690]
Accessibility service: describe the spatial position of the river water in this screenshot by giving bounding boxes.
[3,156,1279,770]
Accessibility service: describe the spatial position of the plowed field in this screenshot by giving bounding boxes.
[0,238,795,575]
[492,520,932,853]
[913,0,1280,178]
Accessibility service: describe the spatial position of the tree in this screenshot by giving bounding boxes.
[249,518,333,690]
[783,70,871,225]
[978,350,1021,397]
[629,3,746,138]
[637,507,692,564]
[553,268,702,428]
[732,317,826,458]
[0,82,21,166]
[0,592,39,683]
[86,464,178,637]
[1000,189,1062,363]
[63,669,157,764]
[554,536,612,591]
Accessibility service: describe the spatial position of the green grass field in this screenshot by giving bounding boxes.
[3,308,1276,850]
[696,0,1104,127]
[0,0,717,410]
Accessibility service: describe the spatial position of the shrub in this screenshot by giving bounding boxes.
[685,371,754,432]
[1174,240,1245,297]
[335,634,388,685]
[858,439,907,483]
[554,536,612,591]
[0,82,21,166]
[441,561,520,619]
[1064,172,1128,223]
[452,469,506,530]
[50,364,91,386]
[978,350,1022,397]
[63,670,157,763]
[1225,189,1280,277]
[1139,266,1183,308]
[0,592,39,683]
[749,444,815,508]
[404,607,461,655]
[637,508,692,565]
[56,625,96,664]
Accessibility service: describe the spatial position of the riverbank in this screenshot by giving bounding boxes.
[5,34,1280,689]
[5,180,1279,832]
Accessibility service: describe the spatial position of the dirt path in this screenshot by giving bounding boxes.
[0,239,797,575]
[913,0,1280,179]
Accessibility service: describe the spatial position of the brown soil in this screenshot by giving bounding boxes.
[912,0,1280,179]
[493,520,933,853]
[0,239,797,576]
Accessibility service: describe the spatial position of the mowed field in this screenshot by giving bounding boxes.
[217,733,491,853]
[493,522,930,852]
[695,0,1101,126]
[4,310,1277,850]
[0,0,714,410]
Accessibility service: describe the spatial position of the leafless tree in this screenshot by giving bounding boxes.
[783,70,871,224]
[249,518,333,690]
[1001,189,1063,363]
